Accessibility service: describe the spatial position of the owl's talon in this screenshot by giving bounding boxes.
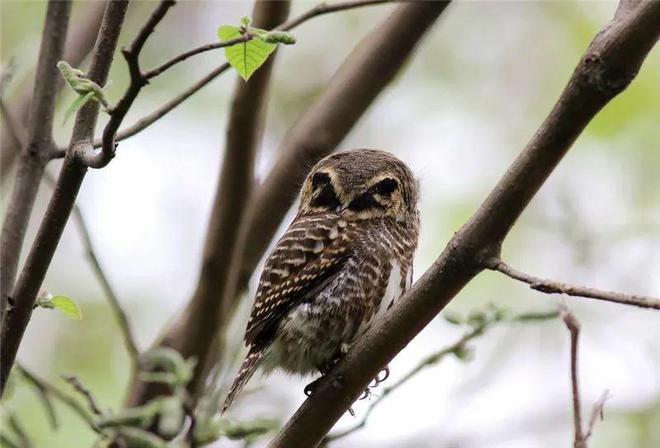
[375,365,390,385]
[304,378,321,397]
[359,387,371,400]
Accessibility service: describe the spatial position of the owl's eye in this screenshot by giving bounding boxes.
[374,178,398,196]
[310,172,341,210]
[312,172,331,189]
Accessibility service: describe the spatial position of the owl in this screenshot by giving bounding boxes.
[222,149,419,412]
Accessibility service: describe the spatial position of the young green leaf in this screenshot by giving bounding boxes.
[217,25,276,81]
[57,61,111,124]
[49,295,83,320]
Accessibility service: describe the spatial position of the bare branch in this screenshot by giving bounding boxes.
[0,0,71,323]
[5,411,32,448]
[126,0,292,407]
[18,362,59,429]
[16,364,99,432]
[0,0,106,176]
[485,257,660,310]
[559,305,585,447]
[0,98,27,150]
[0,0,130,396]
[79,0,176,168]
[63,375,104,416]
[268,2,660,446]
[585,389,610,441]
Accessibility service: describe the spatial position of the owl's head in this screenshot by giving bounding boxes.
[299,149,419,222]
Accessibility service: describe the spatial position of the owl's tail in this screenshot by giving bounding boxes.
[222,345,265,413]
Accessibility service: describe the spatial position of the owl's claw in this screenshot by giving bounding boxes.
[371,365,390,387]
[304,377,321,397]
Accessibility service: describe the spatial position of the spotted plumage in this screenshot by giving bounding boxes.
[223,149,419,413]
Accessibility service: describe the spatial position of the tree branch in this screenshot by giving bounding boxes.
[485,257,660,310]
[63,375,104,416]
[78,0,176,169]
[559,305,609,448]
[0,0,106,177]
[268,2,660,446]
[0,0,71,323]
[125,0,292,407]
[0,0,130,396]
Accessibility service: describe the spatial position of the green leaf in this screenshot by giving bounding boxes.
[63,91,94,124]
[49,295,82,320]
[217,25,276,81]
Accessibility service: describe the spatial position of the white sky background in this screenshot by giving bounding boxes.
[3,1,659,447]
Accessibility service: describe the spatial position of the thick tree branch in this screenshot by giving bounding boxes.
[268,2,660,446]
[485,257,660,310]
[0,0,129,396]
[125,0,292,407]
[0,0,71,323]
[0,1,106,177]
[79,0,175,169]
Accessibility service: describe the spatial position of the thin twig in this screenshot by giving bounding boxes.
[63,375,104,416]
[559,305,585,447]
[16,364,99,432]
[144,35,251,79]
[18,362,59,429]
[79,0,176,168]
[585,389,610,441]
[5,411,32,448]
[484,257,660,310]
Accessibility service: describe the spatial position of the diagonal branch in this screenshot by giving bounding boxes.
[0,0,71,323]
[485,257,660,310]
[0,0,130,396]
[268,2,660,446]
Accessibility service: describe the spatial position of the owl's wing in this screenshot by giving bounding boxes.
[244,214,350,345]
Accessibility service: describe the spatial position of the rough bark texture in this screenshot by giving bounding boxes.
[268,1,660,446]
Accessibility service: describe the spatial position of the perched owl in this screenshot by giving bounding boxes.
[222,149,419,412]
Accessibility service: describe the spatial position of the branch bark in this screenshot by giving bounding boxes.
[0,0,130,396]
[268,2,660,446]
[125,0,292,407]
[0,0,106,178]
[0,0,72,322]
[485,257,660,309]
